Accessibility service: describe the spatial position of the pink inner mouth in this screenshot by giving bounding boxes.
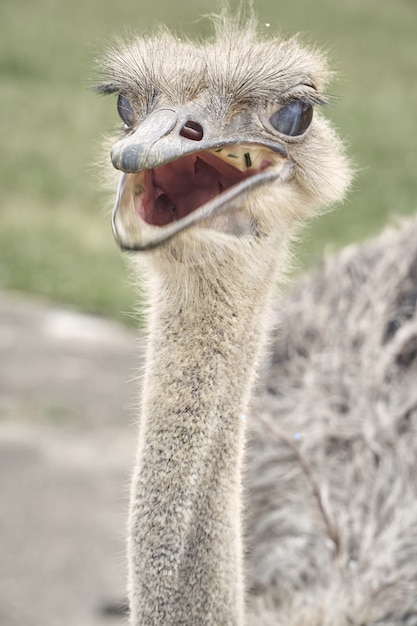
[136,151,270,227]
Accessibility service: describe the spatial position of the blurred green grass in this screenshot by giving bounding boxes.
[1,0,416,322]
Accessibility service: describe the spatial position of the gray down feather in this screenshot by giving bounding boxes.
[246,217,417,625]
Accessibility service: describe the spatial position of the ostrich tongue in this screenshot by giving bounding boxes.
[112,144,292,250]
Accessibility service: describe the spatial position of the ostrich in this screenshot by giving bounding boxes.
[97,13,417,626]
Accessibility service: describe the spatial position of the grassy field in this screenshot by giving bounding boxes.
[1,0,416,322]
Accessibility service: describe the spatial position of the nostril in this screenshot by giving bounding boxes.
[180,120,204,141]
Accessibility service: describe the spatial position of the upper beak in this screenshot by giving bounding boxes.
[111,106,288,174]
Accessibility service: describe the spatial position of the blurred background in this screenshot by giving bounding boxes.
[0,0,416,624]
[1,0,416,320]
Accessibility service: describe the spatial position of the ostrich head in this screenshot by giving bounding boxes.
[98,16,350,266]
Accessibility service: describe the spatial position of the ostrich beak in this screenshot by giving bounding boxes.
[110,107,293,251]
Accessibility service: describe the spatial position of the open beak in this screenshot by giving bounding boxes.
[111,107,293,251]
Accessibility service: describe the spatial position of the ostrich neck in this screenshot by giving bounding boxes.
[129,254,278,626]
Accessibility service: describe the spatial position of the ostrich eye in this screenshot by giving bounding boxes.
[117,94,135,127]
[269,100,313,137]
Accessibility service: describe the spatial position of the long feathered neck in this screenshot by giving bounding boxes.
[128,243,283,626]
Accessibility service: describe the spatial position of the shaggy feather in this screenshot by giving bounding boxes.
[247,217,417,624]
[97,16,330,121]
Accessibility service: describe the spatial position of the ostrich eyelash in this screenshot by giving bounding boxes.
[94,82,120,95]
[277,91,329,108]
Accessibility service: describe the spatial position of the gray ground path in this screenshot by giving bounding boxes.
[0,290,141,626]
